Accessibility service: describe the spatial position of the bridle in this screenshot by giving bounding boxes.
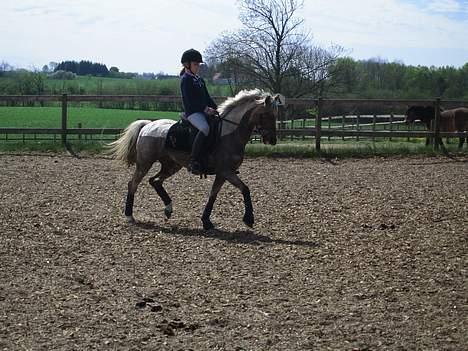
[216,98,282,139]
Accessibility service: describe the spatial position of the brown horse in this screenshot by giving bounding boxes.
[108,89,285,230]
[405,106,468,149]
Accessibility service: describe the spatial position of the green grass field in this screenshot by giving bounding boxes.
[0,106,180,128]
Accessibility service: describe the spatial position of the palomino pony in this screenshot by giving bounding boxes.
[108,89,285,230]
[405,106,468,149]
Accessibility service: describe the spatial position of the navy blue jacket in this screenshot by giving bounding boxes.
[180,72,217,116]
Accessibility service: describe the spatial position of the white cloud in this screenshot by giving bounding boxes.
[300,0,468,66]
[426,0,462,13]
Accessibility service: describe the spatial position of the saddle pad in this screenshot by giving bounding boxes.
[138,119,176,140]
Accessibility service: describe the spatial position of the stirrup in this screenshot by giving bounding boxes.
[188,161,202,175]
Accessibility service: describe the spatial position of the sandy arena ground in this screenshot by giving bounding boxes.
[0,154,467,350]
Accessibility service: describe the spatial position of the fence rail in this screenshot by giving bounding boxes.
[1,94,467,150]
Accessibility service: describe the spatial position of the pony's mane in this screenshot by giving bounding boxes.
[218,89,268,117]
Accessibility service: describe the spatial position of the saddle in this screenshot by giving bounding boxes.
[165,115,221,175]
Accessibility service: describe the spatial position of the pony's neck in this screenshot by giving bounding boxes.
[221,102,257,137]
[220,108,256,148]
[237,110,257,145]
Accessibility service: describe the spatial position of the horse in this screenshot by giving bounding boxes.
[405,105,468,149]
[108,89,285,230]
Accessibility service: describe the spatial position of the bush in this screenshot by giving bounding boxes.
[48,70,76,80]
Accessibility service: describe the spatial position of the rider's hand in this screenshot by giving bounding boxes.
[204,106,217,116]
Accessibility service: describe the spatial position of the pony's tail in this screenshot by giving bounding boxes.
[107,120,152,166]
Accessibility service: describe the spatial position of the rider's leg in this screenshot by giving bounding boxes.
[187,112,209,174]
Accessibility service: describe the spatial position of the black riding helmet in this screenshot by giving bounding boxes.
[181,49,203,64]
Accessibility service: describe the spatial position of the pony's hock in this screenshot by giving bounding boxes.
[109,89,285,229]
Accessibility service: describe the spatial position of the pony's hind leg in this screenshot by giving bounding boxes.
[126,162,152,223]
[149,159,182,219]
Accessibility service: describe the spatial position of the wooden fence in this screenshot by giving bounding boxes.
[0,95,467,151]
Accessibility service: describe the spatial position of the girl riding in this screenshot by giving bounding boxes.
[180,49,218,175]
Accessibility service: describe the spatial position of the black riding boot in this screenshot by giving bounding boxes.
[189,131,207,175]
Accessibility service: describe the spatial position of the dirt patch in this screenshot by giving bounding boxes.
[0,154,467,350]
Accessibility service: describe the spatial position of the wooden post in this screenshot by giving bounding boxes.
[434,98,441,150]
[356,114,360,141]
[372,114,377,143]
[78,122,82,141]
[279,107,285,141]
[407,116,411,142]
[61,94,68,145]
[290,118,294,141]
[389,113,394,141]
[328,115,331,141]
[302,118,306,140]
[342,114,345,141]
[315,97,323,152]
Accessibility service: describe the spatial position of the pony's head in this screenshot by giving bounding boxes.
[218,89,286,145]
[250,93,285,145]
[405,105,434,124]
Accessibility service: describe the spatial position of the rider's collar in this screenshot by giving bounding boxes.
[184,69,200,79]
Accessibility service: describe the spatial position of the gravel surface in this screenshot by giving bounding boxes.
[1,154,467,350]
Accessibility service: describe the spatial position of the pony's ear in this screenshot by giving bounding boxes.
[273,93,286,107]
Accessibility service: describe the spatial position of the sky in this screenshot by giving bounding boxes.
[2,0,468,74]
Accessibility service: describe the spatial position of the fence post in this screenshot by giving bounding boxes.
[389,113,394,141]
[315,97,323,152]
[342,114,345,141]
[290,117,294,141]
[356,114,360,141]
[78,122,82,141]
[434,97,441,150]
[61,94,68,145]
[302,117,306,140]
[279,106,285,141]
[372,114,377,143]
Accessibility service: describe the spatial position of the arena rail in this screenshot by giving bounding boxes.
[0,94,467,150]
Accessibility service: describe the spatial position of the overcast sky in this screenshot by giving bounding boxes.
[2,0,468,74]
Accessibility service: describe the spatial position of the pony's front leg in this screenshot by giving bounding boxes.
[224,173,254,228]
[201,175,226,230]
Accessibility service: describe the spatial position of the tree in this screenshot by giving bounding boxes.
[0,61,13,75]
[55,60,109,77]
[206,0,343,96]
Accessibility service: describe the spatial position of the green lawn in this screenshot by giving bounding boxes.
[0,106,180,128]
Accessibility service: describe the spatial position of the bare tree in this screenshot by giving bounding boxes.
[206,0,343,97]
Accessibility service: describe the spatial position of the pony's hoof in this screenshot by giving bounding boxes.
[126,216,136,224]
[243,214,254,228]
[202,219,215,230]
[164,203,173,219]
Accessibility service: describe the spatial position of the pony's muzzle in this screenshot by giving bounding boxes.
[263,134,277,145]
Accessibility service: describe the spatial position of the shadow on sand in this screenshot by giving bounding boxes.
[131,221,319,248]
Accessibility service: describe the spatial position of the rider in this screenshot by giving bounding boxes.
[180,48,218,175]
